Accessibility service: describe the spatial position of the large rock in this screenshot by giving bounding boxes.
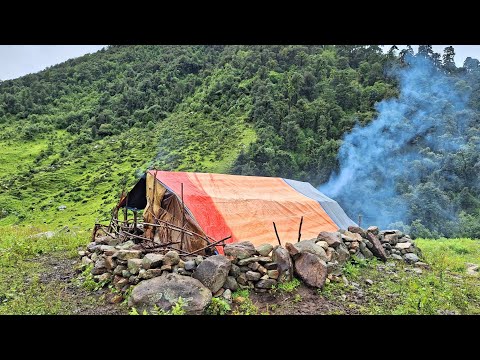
[404,253,419,264]
[255,279,276,289]
[184,260,197,271]
[193,255,231,293]
[367,226,379,235]
[237,273,248,285]
[223,276,239,291]
[395,242,412,250]
[466,263,479,276]
[391,254,403,261]
[294,240,328,261]
[140,269,163,279]
[317,231,342,248]
[293,252,327,288]
[359,242,374,259]
[272,246,293,281]
[116,240,135,250]
[128,273,212,314]
[383,234,399,245]
[237,256,272,266]
[127,258,143,275]
[347,226,367,238]
[224,241,256,260]
[256,243,274,257]
[268,270,279,279]
[116,250,142,261]
[341,231,363,242]
[316,241,329,250]
[142,253,164,269]
[163,251,180,266]
[91,258,107,275]
[334,243,350,265]
[81,256,93,265]
[229,264,240,277]
[245,271,261,281]
[104,256,117,270]
[366,231,388,262]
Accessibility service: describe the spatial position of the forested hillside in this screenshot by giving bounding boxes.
[1,45,479,238]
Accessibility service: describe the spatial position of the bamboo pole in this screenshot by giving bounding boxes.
[123,193,128,225]
[297,216,303,243]
[273,222,282,246]
[181,182,185,251]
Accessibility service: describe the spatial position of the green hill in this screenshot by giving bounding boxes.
[0,45,396,228]
[1,45,480,238]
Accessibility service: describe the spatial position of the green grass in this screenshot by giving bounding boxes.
[416,238,480,273]
[0,225,93,315]
[320,238,480,315]
[276,278,301,293]
[232,288,259,315]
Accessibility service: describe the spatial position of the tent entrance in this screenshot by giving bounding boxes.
[111,171,216,255]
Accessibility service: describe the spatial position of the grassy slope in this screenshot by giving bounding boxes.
[0,97,256,229]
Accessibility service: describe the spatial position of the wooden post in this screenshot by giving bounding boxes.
[181,182,185,250]
[273,222,281,246]
[133,210,138,231]
[123,193,128,226]
[297,216,303,243]
[358,214,363,228]
[150,169,158,240]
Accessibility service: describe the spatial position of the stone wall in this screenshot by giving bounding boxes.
[78,225,423,314]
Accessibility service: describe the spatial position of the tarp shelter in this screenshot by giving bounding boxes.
[120,170,356,253]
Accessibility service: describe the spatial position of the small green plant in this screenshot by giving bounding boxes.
[231,288,258,315]
[129,307,148,315]
[170,297,187,315]
[293,294,302,303]
[343,261,361,278]
[206,297,231,315]
[277,278,301,293]
[76,264,111,291]
[130,297,187,315]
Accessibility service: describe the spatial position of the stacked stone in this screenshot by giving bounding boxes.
[223,241,279,293]
[340,226,421,264]
[79,225,423,313]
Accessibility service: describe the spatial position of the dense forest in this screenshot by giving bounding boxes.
[0,45,479,238]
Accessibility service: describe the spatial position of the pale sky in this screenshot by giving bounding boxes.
[386,45,480,67]
[0,45,106,81]
[1,45,479,81]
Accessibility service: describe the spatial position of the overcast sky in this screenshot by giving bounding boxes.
[1,45,480,81]
[0,45,106,80]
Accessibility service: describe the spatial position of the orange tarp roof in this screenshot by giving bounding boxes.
[149,171,338,248]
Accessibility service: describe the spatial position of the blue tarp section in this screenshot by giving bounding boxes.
[283,178,357,230]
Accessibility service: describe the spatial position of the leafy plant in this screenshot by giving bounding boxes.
[206,297,231,315]
[276,278,301,293]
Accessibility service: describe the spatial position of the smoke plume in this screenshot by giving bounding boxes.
[319,55,478,232]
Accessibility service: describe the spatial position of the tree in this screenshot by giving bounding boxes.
[442,46,456,73]
[418,45,433,59]
[464,57,480,72]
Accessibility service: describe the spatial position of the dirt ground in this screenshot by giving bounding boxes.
[248,284,361,315]
[34,253,369,315]
[36,254,128,315]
